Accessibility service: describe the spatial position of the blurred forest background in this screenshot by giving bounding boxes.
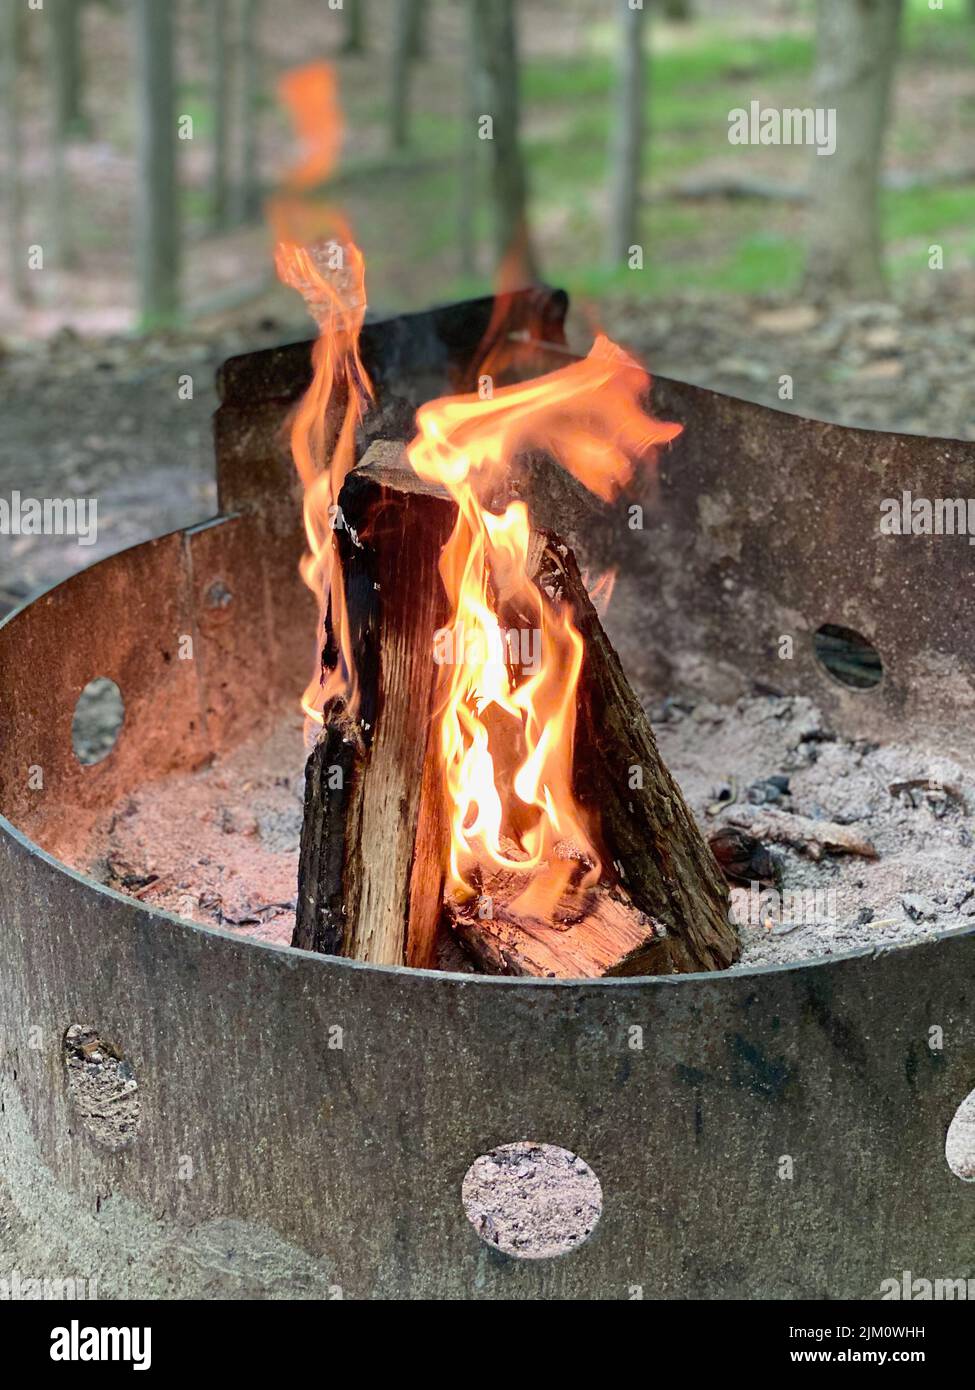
[2,0,975,614]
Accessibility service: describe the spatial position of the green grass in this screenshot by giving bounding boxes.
[547,228,804,300]
[884,184,975,241]
[904,0,975,58]
[522,30,812,108]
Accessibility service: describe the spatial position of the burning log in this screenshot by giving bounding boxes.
[447,846,664,978]
[525,522,737,973]
[295,442,738,976]
[294,450,454,964]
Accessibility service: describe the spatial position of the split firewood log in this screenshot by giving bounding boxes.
[293,454,454,965]
[295,442,739,976]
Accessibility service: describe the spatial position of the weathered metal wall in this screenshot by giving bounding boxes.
[644,378,975,757]
[0,816,972,1298]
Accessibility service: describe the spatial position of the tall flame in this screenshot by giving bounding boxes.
[272,63,373,726]
[406,335,682,920]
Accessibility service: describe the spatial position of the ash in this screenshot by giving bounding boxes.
[77,687,973,971]
[654,693,975,970]
[64,1024,141,1151]
[82,715,308,947]
[462,1142,602,1259]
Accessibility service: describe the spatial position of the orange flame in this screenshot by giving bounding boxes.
[275,240,372,724]
[272,63,373,727]
[406,336,681,920]
[278,63,343,189]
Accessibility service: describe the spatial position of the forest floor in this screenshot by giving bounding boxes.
[2,273,973,618]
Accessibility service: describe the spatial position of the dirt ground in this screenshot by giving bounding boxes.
[602,278,975,440]
[4,278,975,619]
[0,318,289,614]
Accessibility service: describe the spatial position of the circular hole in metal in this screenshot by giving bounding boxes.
[72,677,125,765]
[64,1024,141,1151]
[205,579,233,611]
[462,1141,602,1259]
[813,623,883,690]
[946,1089,975,1181]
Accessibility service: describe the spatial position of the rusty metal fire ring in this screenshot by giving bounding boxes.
[1,295,972,1299]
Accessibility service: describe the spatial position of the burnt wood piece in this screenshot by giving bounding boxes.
[295,700,365,953]
[708,825,781,889]
[723,805,878,862]
[446,854,671,979]
[293,442,454,965]
[297,443,737,975]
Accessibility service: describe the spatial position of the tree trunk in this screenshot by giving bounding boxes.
[469,0,539,285]
[804,0,904,299]
[47,3,74,269]
[50,0,86,137]
[607,0,646,267]
[406,0,428,59]
[457,0,479,277]
[389,0,420,150]
[210,0,229,229]
[235,0,262,223]
[1,1,30,306]
[133,0,180,328]
[295,444,738,976]
[341,0,366,54]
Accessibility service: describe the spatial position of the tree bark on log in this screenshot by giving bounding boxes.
[533,530,736,971]
[295,442,738,976]
[294,444,453,965]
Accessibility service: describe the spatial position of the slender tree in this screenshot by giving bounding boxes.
[468,0,539,284]
[2,1,30,306]
[50,0,87,138]
[209,0,230,229]
[236,0,262,222]
[48,6,73,268]
[389,0,422,150]
[804,0,904,298]
[341,0,366,54]
[607,0,647,268]
[133,0,180,327]
[457,0,478,276]
[406,0,428,60]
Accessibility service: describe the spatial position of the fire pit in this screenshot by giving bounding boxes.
[0,289,972,1299]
